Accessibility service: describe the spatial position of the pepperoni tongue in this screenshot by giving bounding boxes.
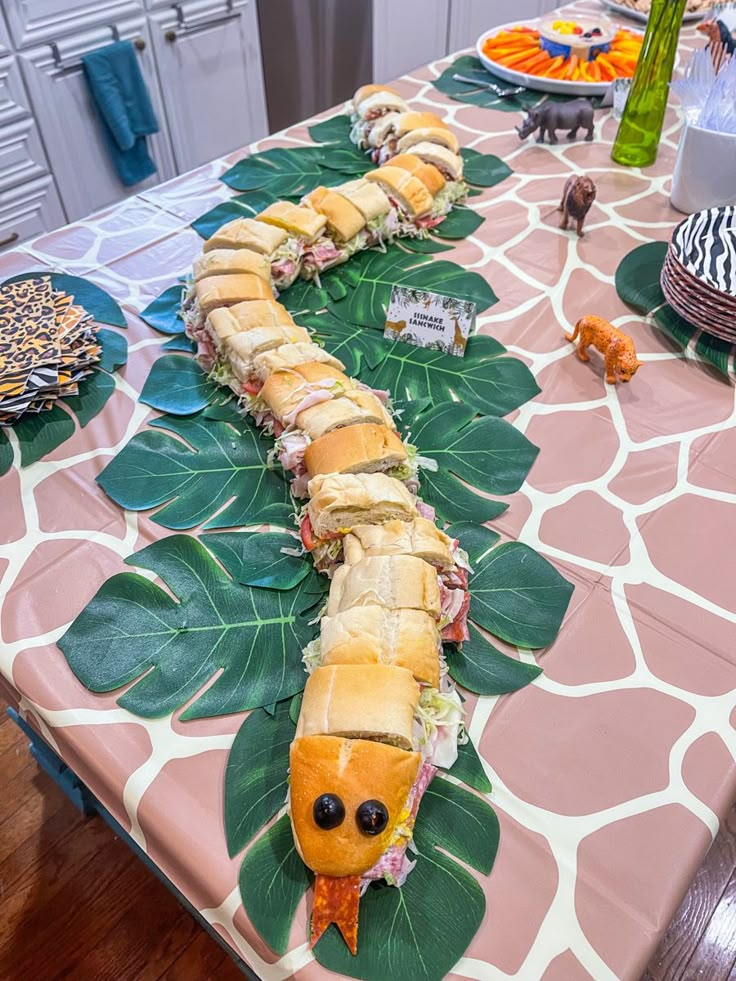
[310,873,361,955]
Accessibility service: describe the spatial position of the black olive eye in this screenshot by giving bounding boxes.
[313,794,345,830]
[356,799,389,835]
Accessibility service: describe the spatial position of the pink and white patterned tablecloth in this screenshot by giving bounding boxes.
[2,6,735,979]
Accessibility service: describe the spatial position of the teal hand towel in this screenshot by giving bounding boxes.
[82,40,159,187]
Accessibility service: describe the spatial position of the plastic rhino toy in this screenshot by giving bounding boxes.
[516,98,595,144]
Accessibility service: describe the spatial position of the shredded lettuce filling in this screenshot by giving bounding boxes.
[387,443,438,482]
[301,638,322,673]
[431,180,469,218]
[207,357,234,387]
[414,685,465,768]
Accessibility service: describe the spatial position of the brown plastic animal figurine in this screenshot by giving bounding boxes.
[565,315,642,384]
[559,175,596,237]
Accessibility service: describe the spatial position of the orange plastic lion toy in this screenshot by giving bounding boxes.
[565,315,642,384]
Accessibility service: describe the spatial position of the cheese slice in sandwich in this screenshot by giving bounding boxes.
[327,555,441,619]
[195,274,273,318]
[397,127,460,155]
[318,606,441,687]
[304,423,406,479]
[203,217,288,255]
[303,187,366,243]
[257,202,327,243]
[297,390,395,440]
[260,362,352,424]
[296,663,420,751]
[388,154,446,196]
[343,518,453,570]
[206,299,294,347]
[289,735,421,878]
[354,84,408,116]
[192,249,272,284]
[334,179,390,222]
[404,142,464,181]
[252,342,345,383]
[224,326,311,387]
[365,167,433,218]
[306,472,417,540]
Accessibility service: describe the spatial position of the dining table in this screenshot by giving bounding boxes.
[1,1,735,978]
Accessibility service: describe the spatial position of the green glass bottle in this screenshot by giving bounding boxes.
[611,0,687,167]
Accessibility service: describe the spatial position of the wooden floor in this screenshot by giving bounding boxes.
[1,706,735,981]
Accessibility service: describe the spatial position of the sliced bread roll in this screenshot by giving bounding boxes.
[354,85,408,115]
[289,735,421,877]
[192,249,271,284]
[257,202,327,243]
[388,153,446,196]
[307,472,417,539]
[304,423,406,479]
[196,274,272,318]
[364,167,433,218]
[393,111,450,137]
[405,141,464,180]
[367,112,401,149]
[224,326,311,381]
[253,342,345,382]
[296,664,420,751]
[303,187,366,243]
[333,179,390,221]
[297,390,395,440]
[203,217,288,255]
[320,606,441,687]
[327,555,441,618]
[397,127,460,155]
[260,362,352,421]
[343,518,453,570]
[206,299,294,346]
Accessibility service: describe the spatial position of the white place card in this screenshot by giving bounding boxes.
[383,286,476,358]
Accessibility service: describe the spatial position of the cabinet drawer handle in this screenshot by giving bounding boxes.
[167,0,240,40]
[134,37,146,51]
[0,232,19,249]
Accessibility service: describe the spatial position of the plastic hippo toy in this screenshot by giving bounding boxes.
[516,98,595,144]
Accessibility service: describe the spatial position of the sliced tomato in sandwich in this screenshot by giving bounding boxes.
[300,515,316,551]
[242,379,262,395]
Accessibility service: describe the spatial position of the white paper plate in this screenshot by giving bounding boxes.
[599,0,707,23]
[476,20,612,97]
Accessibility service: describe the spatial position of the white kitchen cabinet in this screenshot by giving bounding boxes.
[3,0,143,50]
[448,0,561,52]
[0,116,50,191]
[19,17,175,221]
[149,0,268,173]
[0,174,65,249]
[0,55,34,124]
[372,0,451,82]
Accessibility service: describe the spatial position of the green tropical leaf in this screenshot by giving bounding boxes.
[433,205,484,240]
[161,334,196,352]
[58,534,319,719]
[308,114,353,144]
[221,147,325,195]
[63,370,115,427]
[433,54,577,111]
[96,412,291,530]
[289,691,303,725]
[238,814,311,955]
[139,354,216,416]
[191,190,278,240]
[397,237,455,254]
[398,401,538,524]
[615,241,668,314]
[1,271,127,327]
[320,146,372,175]
[98,329,128,372]
[444,738,492,794]
[446,522,500,565]
[299,311,387,376]
[0,429,11,477]
[140,285,185,335]
[239,532,311,590]
[461,148,513,188]
[653,304,697,349]
[414,776,499,875]
[293,246,497,329]
[362,334,540,416]
[447,622,542,694]
[314,842,485,981]
[693,330,732,374]
[468,541,574,649]
[225,702,295,856]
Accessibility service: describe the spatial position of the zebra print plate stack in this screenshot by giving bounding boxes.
[661,206,736,342]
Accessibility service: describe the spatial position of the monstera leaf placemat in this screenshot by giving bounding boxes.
[0,272,128,476]
[616,242,735,377]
